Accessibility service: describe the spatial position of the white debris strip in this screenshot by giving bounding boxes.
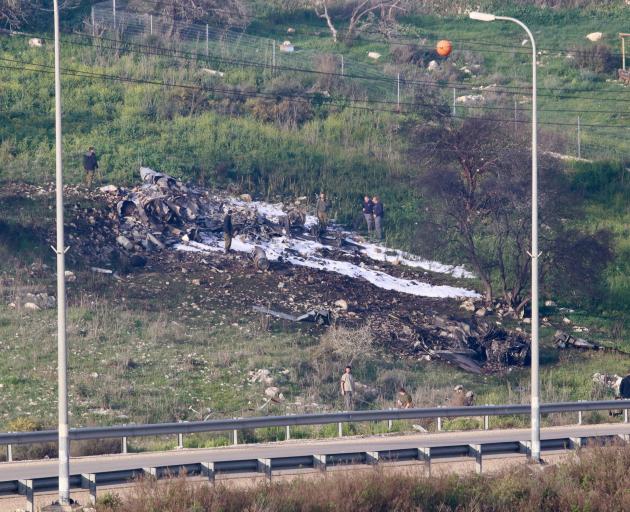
[176,198,479,299]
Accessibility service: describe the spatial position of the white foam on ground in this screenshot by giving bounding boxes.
[177,228,479,299]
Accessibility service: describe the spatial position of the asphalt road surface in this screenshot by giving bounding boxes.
[1,423,628,482]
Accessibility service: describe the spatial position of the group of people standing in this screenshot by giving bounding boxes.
[362,195,384,240]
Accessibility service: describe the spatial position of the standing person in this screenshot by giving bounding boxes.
[316,192,329,234]
[373,195,384,240]
[396,387,413,409]
[340,366,355,411]
[223,209,233,254]
[362,195,374,236]
[82,146,99,189]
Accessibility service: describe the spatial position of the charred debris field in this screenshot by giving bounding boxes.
[0,175,628,436]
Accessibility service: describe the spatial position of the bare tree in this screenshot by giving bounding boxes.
[1,0,79,29]
[311,0,404,43]
[408,116,612,310]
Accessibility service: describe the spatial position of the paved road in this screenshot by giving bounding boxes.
[1,423,628,481]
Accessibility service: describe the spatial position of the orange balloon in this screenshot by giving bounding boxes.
[436,40,452,57]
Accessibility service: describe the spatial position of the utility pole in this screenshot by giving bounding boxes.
[54,0,70,506]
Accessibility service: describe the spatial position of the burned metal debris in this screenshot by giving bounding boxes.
[253,305,333,326]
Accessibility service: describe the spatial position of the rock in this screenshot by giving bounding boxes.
[544,300,556,307]
[24,302,41,311]
[64,270,76,282]
[475,307,487,317]
[368,51,381,60]
[264,386,280,398]
[287,27,295,33]
[90,372,99,379]
[427,60,438,71]
[334,299,348,311]
[562,317,572,324]
[116,235,134,251]
[240,194,253,202]
[586,32,603,42]
[460,299,475,312]
[99,185,118,193]
[28,38,44,47]
[191,279,201,286]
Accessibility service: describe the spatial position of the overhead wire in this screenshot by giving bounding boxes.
[0,57,627,130]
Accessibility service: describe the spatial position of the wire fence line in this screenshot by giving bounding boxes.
[85,2,627,162]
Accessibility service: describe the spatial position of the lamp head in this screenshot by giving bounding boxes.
[469,11,496,22]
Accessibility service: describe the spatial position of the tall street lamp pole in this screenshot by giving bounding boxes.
[469,11,540,463]
[53,0,71,504]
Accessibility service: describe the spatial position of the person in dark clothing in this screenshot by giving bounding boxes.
[82,146,99,189]
[362,195,374,235]
[223,210,233,253]
[372,195,384,240]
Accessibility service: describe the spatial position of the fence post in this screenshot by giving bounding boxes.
[91,6,96,37]
[577,116,581,159]
[397,73,400,108]
[150,14,153,35]
[341,54,344,75]
[272,40,276,71]
[112,0,116,31]
[452,88,456,115]
[206,24,209,56]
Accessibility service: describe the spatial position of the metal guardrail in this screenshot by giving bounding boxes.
[1,400,629,447]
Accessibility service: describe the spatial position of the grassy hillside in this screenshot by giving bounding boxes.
[0,2,629,435]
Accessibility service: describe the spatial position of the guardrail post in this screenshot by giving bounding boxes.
[338,422,343,437]
[578,410,583,425]
[177,432,184,449]
[437,416,442,431]
[18,479,34,512]
[625,408,628,424]
[201,462,216,483]
[7,443,12,462]
[417,447,431,476]
[143,467,158,478]
[258,458,272,480]
[286,425,291,440]
[519,440,531,458]
[469,444,482,474]
[569,437,583,450]
[122,436,128,454]
[484,414,489,430]
[81,473,97,505]
[365,451,379,465]
[313,454,327,472]
[617,433,630,444]
[233,429,238,445]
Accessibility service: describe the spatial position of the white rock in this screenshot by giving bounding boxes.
[64,270,76,282]
[544,300,556,307]
[24,302,41,311]
[280,41,294,53]
[368,51,381,60]
[90,372,99,379]
[28,38,44,47]
[427,60,438,71]
[475,308,487,317]
[562,317,572,324]
[240,194,253,202]
[99,185,118,193]
[460,299,475,312]
[265,386,280,398]
[334,299,348,310]
[586,32,603,42]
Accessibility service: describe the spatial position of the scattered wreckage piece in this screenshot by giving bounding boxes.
[252,305,332,326]
[554,330,630,355]
[252,247,270,271]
